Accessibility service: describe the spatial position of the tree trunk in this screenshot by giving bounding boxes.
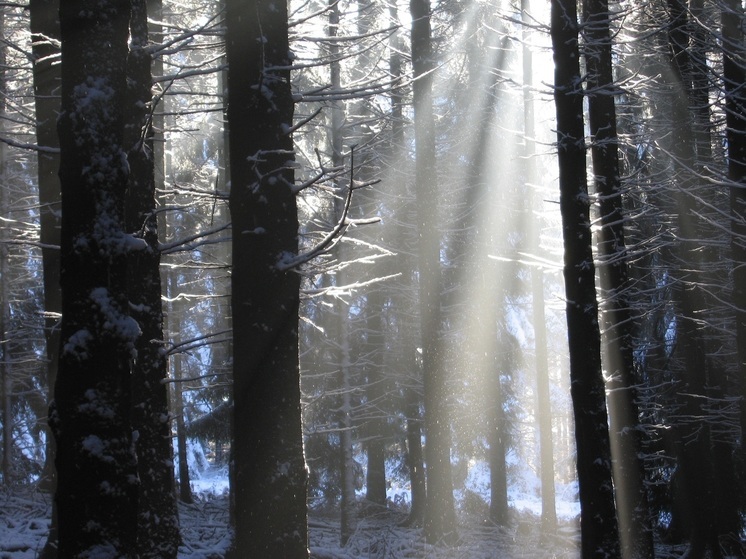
[364,288,388,508]
[403,382,427,526]
[339,319,356,546]
[225,0,308,553]
[167,271,193,505]
[522,0,556,534]
[174,375,193,504]
[125,2,180,555]
[724,0,746,477]
[30,3,62,556]
[53,2,138,556]
[550,0,621,556]
[30,0,61,497]
[326,3,357,542]
[410,0,457,544]
[581,0,654,556]
[0,12,10,487]
[487,316,508,526]
[665,2,740,554]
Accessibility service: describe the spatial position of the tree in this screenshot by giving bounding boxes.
[125,0,180,555]
[550,0,620,556]
[723,0,746,473]
[581,0,653,555]
[522,0,557,534]
[410,0,457,544]
[225,0,308,554]
[662,1,742,554]
[52,2,139,556]
[30,0,61,495]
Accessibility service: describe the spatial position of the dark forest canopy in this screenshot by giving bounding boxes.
[0,0,745,557]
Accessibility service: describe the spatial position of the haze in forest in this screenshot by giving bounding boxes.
[1,0,745,558]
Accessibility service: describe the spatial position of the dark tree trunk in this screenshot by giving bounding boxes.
[174,380,193,504]
[384,0,418,519]
[166,269,193,505]
[665,2,741,555]
[225,0,308,554]
[125,1,180,556]
[0,82,10,486]
[724,0,746,476]
[364,289,388,508]
[53,2,138,557]
[487,316,508,526]
[410,0,457,544]
[403,382,427,526]
[550,0,621,557]
[581,0,654,556]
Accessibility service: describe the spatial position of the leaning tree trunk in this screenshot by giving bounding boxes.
[581,0,654,556]
[550,0,621,556]
[225,0,309,554]
[53,2,139,557]
[125,1,180,556]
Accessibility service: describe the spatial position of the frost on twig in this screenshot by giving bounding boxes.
[278,145,381,271]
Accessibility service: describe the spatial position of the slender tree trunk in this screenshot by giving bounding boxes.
[225,0,308,553]
[665,2,740,555]
[31,3,62,556]
[0,8,10,488]
[581,0,653,557]
[168,271,193,505]
[1,334,10,486]
[339,320,356,546]
[403,381,427,526]
[385,0,421,520]
[550,0,620,556]
[487,312,508,526]
[724,0,746,474]
[174,373,193,504]
[53,2,138,556]
[125,2,180,555]
[410,0,457,544]
[30,0,61,498]
[364,290,388,507]
[720,1,746,556]
[326,3,357,542]
[521,0,556,534]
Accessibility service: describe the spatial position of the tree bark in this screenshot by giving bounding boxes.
[581,0,654,556]
[53,2,138,556]
[550,0,621,556]
[665,2,741,555]
[724,0,746,478]
[410,0,457,544]
[522,0,556,534]
[225,0,308,553]
[30,0,61,497]
[125,1,180,555]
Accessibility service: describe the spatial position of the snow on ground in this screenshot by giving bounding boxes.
[0,467,688,558]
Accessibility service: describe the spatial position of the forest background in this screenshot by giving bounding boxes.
[1,0,745,557]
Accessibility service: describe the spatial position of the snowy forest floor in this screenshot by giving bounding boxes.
[0,484,698,559]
